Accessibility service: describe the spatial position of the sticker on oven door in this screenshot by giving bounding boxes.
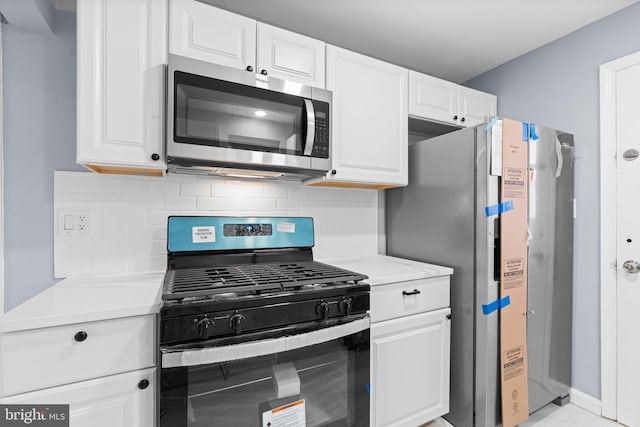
[192,226,215,243]
[277,222,296,233]
[261,399,306,427]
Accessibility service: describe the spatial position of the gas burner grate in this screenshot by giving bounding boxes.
[163,261,367,301]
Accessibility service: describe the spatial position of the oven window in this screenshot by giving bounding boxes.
[174,72,306,156]
[161,331,369,427]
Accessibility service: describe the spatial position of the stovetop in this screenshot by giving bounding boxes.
[163,260,368,302]
[160,217,370,345]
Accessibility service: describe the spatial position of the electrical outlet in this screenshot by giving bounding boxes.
[58,209,92,237]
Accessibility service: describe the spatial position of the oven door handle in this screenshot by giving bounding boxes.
[303,99,316,156]
[161,317,369,369]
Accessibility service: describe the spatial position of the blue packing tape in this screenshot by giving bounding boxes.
[522,122,529,142]
[482,295,511,315]
[530,123,539,141]
[485,117,499,131]
[484,200,514,217]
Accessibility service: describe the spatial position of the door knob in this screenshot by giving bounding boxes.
[623,260,640,274]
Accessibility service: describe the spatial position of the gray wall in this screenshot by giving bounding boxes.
[3,10,83,311]
[465,2,640,400]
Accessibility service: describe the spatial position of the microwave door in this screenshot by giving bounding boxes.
[303,99,316,156]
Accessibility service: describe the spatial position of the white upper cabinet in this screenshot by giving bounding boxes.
[308,45,407,188]
[256,23,325,88]
[409,71,458,125]
[77,0,167,176]
[409,70,496,127]
[169,0,256,71]
[458,85,498,127]
[170,0,326,88]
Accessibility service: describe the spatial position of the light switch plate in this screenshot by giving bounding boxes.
[57,209,91,237]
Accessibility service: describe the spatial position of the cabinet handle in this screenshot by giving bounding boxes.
[74,331,88,342]
[331,169,337,175]
[460,117,466,123]
[402,289,421,296]
[260,69,268,75]
[246,65,254,72]
[150,153,160,161]
[138,379,150,390]
[453,115,458,121]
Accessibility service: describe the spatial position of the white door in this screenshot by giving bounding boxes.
[600,51,640,425]
[615,58,640,427]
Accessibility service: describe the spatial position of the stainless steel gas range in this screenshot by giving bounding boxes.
[159,216,370,427]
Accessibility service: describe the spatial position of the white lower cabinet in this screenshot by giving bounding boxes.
[0,314,157,426]
[0,368,156,427]
[371,308,451,427]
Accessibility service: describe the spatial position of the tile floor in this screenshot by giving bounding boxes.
[425,403,620,426]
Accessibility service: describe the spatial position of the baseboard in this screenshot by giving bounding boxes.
[570,388,602,416]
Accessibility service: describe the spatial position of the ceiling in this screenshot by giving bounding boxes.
[202,0,639,83]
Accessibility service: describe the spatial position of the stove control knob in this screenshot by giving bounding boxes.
[316,302,330,320]
[340,298,353,315]
[197,318,216,339]
[229,313,246,334]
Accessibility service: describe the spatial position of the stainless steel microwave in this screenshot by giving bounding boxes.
[166,54,332,181]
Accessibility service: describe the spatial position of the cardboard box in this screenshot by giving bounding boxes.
[500,119,530,427]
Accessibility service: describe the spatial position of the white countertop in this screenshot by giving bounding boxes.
[319,254,453,286]
[0,273,164,333]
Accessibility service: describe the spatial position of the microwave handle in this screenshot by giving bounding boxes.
[303,99,316,156]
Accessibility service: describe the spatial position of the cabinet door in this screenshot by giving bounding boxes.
[325,45,408,187]
[409,71,458,125]
[257,23,325,88]
[77,0,166,175]
[169,0,256,70]
[371,308,451,427]
[458,86,497,127]
[0,368,156,427]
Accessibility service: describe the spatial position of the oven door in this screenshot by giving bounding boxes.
[160,316,369,427]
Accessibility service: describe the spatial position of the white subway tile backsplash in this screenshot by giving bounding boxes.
[147,180,180,195]
[129,194,163,210]
[226,198,276,211]
[54,171,379,278]
[213,181,265,199]
[196,197,226,211]
[277,199,300,211]
[146,210,181,226]
[180,182,211,197]
[164,195,196,211]
[127,225,166,241]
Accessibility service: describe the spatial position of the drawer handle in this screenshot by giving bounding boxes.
[138,379,150,390]
[74,331,88,342]
[402,289,421,296]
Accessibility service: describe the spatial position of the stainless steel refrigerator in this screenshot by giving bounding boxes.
[386,120,573,427]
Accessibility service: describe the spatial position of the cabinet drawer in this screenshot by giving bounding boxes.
[370,276,449,323]
[0,315,155,397]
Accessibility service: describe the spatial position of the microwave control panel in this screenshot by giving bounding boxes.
[311,100,330,159]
